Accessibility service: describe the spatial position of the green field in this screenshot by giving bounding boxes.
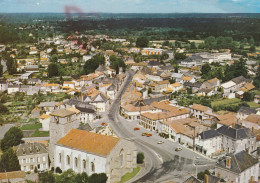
[120,167,141,183]
[211,98,241,108]
[31,129,49,137]
[20,123,42,130]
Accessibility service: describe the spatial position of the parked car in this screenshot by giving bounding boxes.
[157,141,164,144]
[134,127,140,131]
[175,147,182,151]
[142,133,147,136]
[146,133,152,137]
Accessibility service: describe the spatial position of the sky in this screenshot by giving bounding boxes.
[0,0,259,13]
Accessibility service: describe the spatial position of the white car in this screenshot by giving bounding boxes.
[157,141,164,144]
[175,147,182,151]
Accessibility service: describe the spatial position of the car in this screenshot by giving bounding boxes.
[175,147,182,151]
[134,127,140,131]
[157,140,164,144]
[142,133,147,136]
[146,133,152,137]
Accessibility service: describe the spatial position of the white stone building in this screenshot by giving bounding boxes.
[216,125,256,154]
[54,129,137,183]
[195,129,222,157]
[16,143,49,172]
[215,151,259,183]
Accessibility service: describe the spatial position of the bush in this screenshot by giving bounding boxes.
[34,167,38,173]
[55,167,62,174]
[197,170,210,180]
[137,152,145,164]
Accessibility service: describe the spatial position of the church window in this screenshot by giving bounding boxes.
[67,155,70,165]
[91,162,95,172]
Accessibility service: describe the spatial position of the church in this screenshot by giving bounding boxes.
[54,129,137,183]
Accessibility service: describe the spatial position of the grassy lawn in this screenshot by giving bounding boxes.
[120,167,141,183]
[31,130,49,137]
[247,102,260,109]
[20,123,42,130]
[211,98,241,108]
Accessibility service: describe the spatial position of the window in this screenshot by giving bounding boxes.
[37,157,40,163]
[75,157,78,168]
[67,155,70,165]
[23,159,26,163]
[59,153,62,163]
[91,162,95,172]
[43,163,46,169]
[38,164,40,169]
[30,158,33,163]
[24,166,27,171]
[83,160,86,169]
[30,165,34,170]
[119,149,124,168]
[43,156,46,162]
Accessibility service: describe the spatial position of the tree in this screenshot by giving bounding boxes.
[0,64,3,77]
[1,127,23,152]
[190,42,197,49]
[39,171,55,183]
[253,65,260,88]
[6,57,17,75]
[83,54,105,75]
[137,152,145,164]
[0,103,8,114]
[243,92,253,101]
[201,63,211,79]
[197,170,210,180]
[136,37,149,48]
[88,173,107,183]
[174,52,187,60]
[250,45,256,52]
[0,148,20,172]
[47,63,59,77]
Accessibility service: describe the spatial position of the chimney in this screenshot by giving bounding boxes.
[226,156,231,169]
[204,174,209,183]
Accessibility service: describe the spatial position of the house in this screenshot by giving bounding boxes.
[28,78,41,85]
[16,142,49,172]
[83,55,92,62]
[0,79,8,92]
[189,104,213,120]
[25,65,39,73]
[141,48,163,56]
[195,129,222,157]
[183,176,201,183]
[216,113,239,129]
[76,106,96,123]
[140,105,189,131]
[216,125,256,154]
[40,114,50,131]
[181,76,196,84]
[241,114,260,130]
[54,129,137,183]
[38,102,58,113]
[0,171,26,183]
[31,107,41,118]
[237,106,257,120]
[201,78,220,91]
[215,151,259,183]
[20,72,33,80]
[204,174,222,183]
[183,82,202,93]
[254,95,260,104]
[7,85,20,94]
[221,81,237,98]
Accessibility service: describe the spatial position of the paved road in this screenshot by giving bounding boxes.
[107,70,215,182]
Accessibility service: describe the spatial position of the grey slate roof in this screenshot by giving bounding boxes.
[238,106,257,115]
[107,84,116,91]
[198,129,220,140]
[134,96,167,107]
[76,106,95,113]
[216,125,255,140]
[216,150,258,173]
[78,123,94,131]
[147,61,164,67]
[206,174,221,183]
[16,142,48,156]
[183,176,201,183]
[231,76,252,85]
